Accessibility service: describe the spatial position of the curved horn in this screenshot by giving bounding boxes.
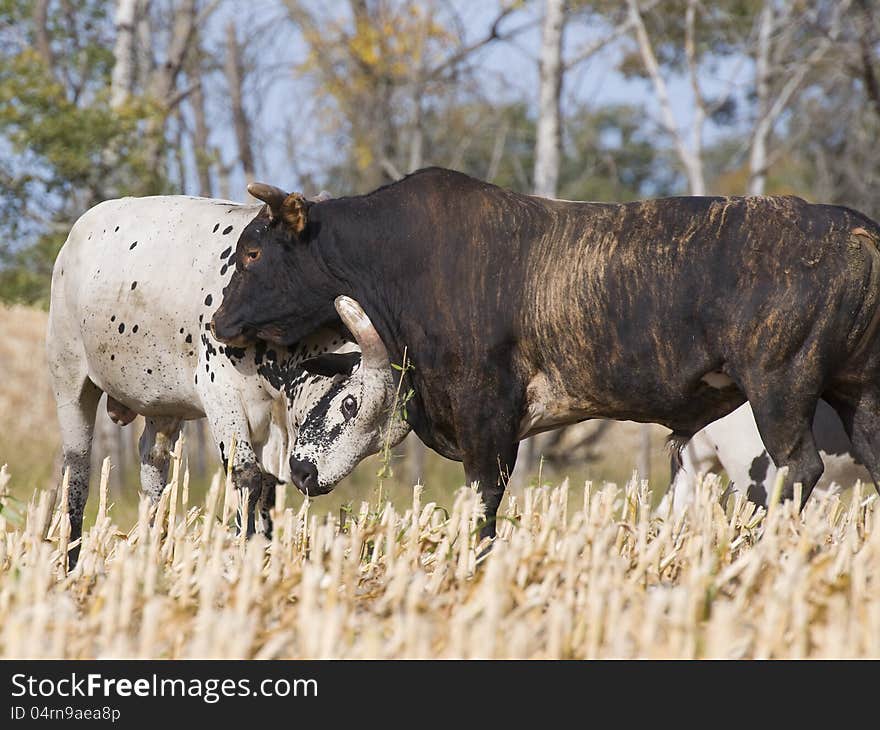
[310,190,333,203]
[334,296,389,370]
[247,182,289,220]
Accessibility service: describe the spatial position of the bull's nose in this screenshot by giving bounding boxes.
[290,457,319,496]
[210,312,258,346]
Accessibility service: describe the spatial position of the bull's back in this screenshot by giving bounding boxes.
[517,195,880,431]
[50,196,261,413]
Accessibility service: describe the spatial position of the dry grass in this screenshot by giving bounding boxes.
[0,305,59,489]
[1,454,878,659]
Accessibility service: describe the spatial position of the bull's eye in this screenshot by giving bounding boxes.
[244,248,261,264]
[341,395,358,419]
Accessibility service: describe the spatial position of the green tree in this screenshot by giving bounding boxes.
[0,0,164,306]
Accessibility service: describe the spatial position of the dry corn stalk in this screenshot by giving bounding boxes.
[0,452,878,659]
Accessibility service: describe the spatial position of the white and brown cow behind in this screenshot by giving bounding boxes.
[48,192,353,567]
[664,400,871,513]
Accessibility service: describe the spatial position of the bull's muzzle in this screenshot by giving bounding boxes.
[289,457,331,496]
[209,312,256,347]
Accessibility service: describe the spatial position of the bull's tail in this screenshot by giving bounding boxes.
[666,432,690,480]
[850,226,880,360]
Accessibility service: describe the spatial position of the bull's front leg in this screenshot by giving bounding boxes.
[201,397,263,537]
[463,441,519,541]
[453,393,520,541]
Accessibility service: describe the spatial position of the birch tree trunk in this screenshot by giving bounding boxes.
[534,0,565,198]
[144,0,198,172]
[111,0,138,109]
[747,1,773,195]
[135,0,154,88]
[747,0,850,195]
[32,0,54,69]
[626,0,706,195]
[225,21,256,185]
[188,40,213,197]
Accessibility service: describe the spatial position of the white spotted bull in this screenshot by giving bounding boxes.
[48,192,354,567]
[665,400,870,512]
[286,297,410,495]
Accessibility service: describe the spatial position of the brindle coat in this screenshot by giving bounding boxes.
[212,167,880,537]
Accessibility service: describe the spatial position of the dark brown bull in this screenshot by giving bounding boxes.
[211,167,880,537]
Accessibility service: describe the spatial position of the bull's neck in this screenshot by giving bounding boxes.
[312,197,430,433]
[311,198,407,346]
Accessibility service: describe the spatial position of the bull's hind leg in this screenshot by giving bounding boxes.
[824,391,880,497]
[139,417,182,504]
[53,378,102,569]
[258,474,280,539]
[740,374,824,507]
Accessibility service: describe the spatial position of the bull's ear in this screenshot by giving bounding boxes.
[300,352,361,378]
[280,193,309,236]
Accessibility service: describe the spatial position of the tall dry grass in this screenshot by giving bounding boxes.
[0,305,59,488]
[1,453,877,659]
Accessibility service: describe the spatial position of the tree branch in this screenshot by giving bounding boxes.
[564,0,660,71]
[425,8,536,82]
[857,0,880,120]
[626,0,705,194]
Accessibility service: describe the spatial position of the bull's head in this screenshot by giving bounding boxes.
[210,183,336,347]
[287,296,411,496]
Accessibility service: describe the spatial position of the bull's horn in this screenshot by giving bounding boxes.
[334,296,389,370]
[311,190,333,203]
[247,182,288,220]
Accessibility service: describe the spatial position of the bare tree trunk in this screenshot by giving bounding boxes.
[149,0,197,101]
[747,0,850,195]
[172,110,187,193]
[144,0,199,172]
[748,1,773,195]
[225,21,255,184]
[111,0,139,109]
[534,0,565,198]
[486,117,509,182]
[135,0,154,89]
[627,0,706,195]
[189,43,213,197]
[217,159,231,200]
[408,110,424,173]
[683,0,706,195]
[32,0,54,69]
[857,0,880,121]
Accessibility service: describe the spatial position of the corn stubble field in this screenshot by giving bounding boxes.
[2,303,879,659]
[1,453,878,659]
